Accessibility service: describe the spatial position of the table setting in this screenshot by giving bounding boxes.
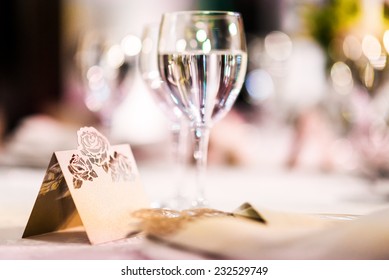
[1,8,389,262]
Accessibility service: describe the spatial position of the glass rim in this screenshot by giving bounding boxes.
[162,10,242,18]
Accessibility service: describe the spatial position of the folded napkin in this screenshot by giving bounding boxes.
[0,115,77,167]
[132,204,389,259]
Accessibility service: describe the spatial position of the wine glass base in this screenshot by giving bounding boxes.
[151,195,193,211]
[151,196,210,210]
[191,197,208,209]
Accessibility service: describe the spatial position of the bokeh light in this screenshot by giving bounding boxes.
[343,35,362,61]
[176,39,187,52]
[330,61,353,94]
[362,35,381,61]
[121,34,142,57]
[107,44,125,69]
[196,29,207,42]
[264,31,292,61]
[245,69,274,104]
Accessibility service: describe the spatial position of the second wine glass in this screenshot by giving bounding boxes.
[139,23,191,210]
[158,11,248,207]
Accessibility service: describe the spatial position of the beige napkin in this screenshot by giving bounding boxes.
[135,204,389,259]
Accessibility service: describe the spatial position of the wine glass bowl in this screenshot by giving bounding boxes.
[158,11,248,207]
[139,24,183,123]
[158,11,247,127]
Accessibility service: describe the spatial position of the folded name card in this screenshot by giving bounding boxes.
[22,127,149,244]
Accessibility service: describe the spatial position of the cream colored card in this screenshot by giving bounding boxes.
[22,127,149,244]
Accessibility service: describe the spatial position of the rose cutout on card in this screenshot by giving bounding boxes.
[78,128,110,172]
[109,151,134,182]
[68,154,98,189]
[68,127,134,189]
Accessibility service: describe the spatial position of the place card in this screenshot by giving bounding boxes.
[22,127,149,244]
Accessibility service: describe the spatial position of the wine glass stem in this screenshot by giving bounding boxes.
[101,115,113,135]
[193,125,210,206]
[170,121,187,199]
[98,106,114,139]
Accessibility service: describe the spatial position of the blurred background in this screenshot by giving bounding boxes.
[2,0,389,194]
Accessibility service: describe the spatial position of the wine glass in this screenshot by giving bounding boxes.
[139,23,190,209]
[76,29,139,138]
[158,11,248,207]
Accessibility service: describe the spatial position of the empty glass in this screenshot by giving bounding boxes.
[76,29,139,137]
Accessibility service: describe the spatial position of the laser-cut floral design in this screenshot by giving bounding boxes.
[109,151,134,182]
[39,162,64,195]
[68,127,135,189]
[68,154,98,189]
[78,127,110,172]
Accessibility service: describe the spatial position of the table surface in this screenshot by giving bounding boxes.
[1,161,388,260]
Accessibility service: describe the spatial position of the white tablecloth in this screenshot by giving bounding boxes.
[1,163,388,259]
